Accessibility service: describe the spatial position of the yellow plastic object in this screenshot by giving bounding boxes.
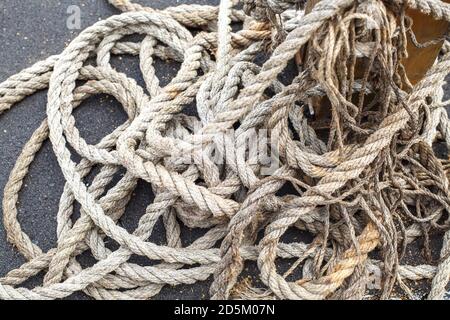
[403,2,449,85]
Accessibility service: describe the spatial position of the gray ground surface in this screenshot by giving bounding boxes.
[0,0,449,300]
[0,0,222,300]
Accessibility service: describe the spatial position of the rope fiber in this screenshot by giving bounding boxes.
[1,0,450,300]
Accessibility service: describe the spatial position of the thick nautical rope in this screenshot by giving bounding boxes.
[0,0,450,300]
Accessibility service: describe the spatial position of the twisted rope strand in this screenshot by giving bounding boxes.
[1,0,450,300]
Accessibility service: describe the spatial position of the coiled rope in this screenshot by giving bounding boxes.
[1,0,450,300]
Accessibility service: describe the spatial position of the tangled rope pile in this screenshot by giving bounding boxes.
[1,0,450,300]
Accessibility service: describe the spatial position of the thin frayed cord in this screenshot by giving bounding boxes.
[0,0,450,300]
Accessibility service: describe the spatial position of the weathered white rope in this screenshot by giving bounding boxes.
[1,0,450,300]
